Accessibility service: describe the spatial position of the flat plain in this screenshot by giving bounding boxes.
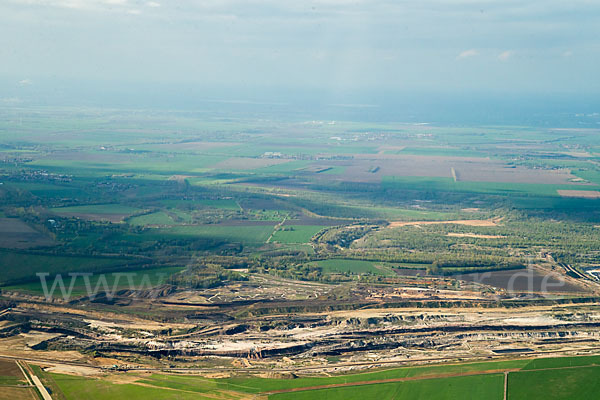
[1,107,600,400]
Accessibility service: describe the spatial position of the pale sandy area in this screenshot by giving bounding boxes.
[447,233,504,239]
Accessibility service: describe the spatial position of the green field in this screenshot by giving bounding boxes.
[271,225,324,243]
[521,355,600,370]
[0,250,131,285]
[508,365,600,400]
[197,198,241,210]
[48,373,216,400]
[317,259,396,276]
[399,146,487,157]
[382,176,600,198]
[7,182,88,198]
[3,108,600,400]
[216,359,529,394]
[270,374,504,400]
[128,224,276,244]
[38,358,529,399]
[28,153,227,176]
[128,211,176,226]
[3,266,183,297]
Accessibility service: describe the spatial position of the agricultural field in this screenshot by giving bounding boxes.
[0,250,132,285]
[45,372,211,400]
[0,217,55,249]
[1,108,600,400]
[26,355,600,400]
[151,224,276,243]
[270,225,324,243]
[269,374,505,400]
[508,357,600,400]
[0,359,34,400]
[127,211,177,226]
[0,359,27,387]
[51,204,143,222]
[3,266,183,297]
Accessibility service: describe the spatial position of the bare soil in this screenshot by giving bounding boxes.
[0,387,36,400]
[447,233,504,239]
[0,358,23,377]
[557,190,600,198]
[309,155,579,184]
[212,157,291,170]
[0,218,55,249]
[154,141,241,151]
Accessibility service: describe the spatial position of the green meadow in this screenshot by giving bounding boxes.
[0,250,131,285]
[271,225,324,243]
[3,266,183,297]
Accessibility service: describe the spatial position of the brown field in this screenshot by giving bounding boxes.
[352,154,488,162]
[150,141,241,152]
[0,387,35,400]
[299,165,333,173]
[0,218,55,249]
[212,157,291,170]
[0,359,35,400]
[377,145,406,154]
[388,218,502,228]
[557,190,600,198]
[455,166,577,184]
[0,358,23,378]
[309,155,579,184]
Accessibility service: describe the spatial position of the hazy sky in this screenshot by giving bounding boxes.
[1,0,599,99]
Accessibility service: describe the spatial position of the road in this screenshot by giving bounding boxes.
[17,360,52,400]
[31,374,53,400]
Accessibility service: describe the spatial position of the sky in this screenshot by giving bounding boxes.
[1,0,599,110]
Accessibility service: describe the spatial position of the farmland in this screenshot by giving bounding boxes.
[4,266,184,297]
[270,225,324,243]
[316,259,396,276]
[21,355,600,400]
[0,250,133,285]
[269,374,505,400]
[0,359,34,400]
[1,107,600,399]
